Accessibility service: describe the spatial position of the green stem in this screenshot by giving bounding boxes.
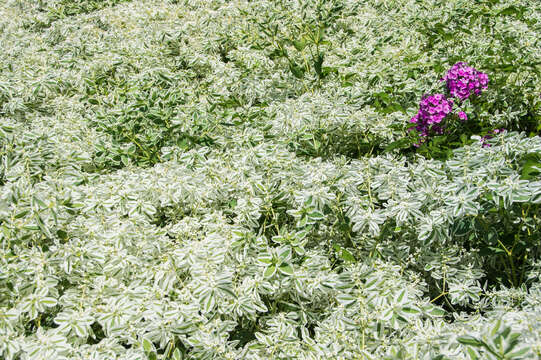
[430,292,449,303]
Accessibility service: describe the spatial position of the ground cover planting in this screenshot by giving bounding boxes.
[0,0,541,359]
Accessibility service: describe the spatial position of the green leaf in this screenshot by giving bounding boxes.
[304,196,314,206]
[293,245,305,256]
[14,210,30,219]
[521,160,541,180]
[264,265,277,278]
[498,6,524,18]
[479,246,506,256]
[336,293,357,307]
[292,40,306,51]
[395,289,407,303]
[314,53,324,78]
[452,219,472,237]
[56,229,68,240]
[201,290,216,313]
[466,348,479,360]
[142,338,154,354]
[505,347,530,358]
[334,244,355,262]
[23,225,40,231]
[278,263,294,276]
[427,306,446,317]
[40,297,57,307]
[36,215,52,239]
[172,348,182,360]
[401,306,420,314]
[490,320,501,336]
[385,137,411,152]
[289,63,305,79]
[458,335,484,347]
[278,247,292,261]
[308,210,324,220]
[257,255,272,265]
[32,196,47,209]
[297,215,308,228]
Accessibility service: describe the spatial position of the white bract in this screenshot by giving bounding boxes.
[0,0,540,359]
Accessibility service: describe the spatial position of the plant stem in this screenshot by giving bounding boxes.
[430,292,449,303]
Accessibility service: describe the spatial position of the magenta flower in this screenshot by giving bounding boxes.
[480,128,506,147]
[410,93,454,144]
[458,111,467,121]
[442,62,489,101]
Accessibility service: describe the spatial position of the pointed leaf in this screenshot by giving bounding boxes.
[264,265,277,279]
[278,264,294,276]
[458,336,484,347]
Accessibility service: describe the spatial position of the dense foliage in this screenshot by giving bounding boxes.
[1,0,541,359]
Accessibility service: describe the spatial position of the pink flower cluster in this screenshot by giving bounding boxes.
[441,62,489,101]
[407,62,495,148]
[410,94,453,140]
